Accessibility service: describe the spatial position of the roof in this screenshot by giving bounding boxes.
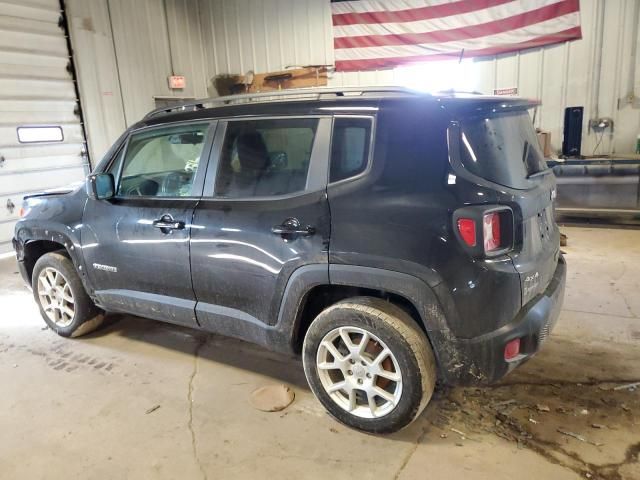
[139,86,540,127]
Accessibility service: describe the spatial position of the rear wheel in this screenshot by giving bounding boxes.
[32,252,104,338]
[302,297,437,433]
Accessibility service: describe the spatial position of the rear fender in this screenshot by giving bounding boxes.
[328,265,449,332]
[328,265,464,380]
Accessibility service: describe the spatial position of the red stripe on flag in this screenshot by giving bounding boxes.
[332,0,513,26]
[334,0,579,49]
[334,26,582,71]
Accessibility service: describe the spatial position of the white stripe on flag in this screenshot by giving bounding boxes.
[334,12,579,60]
[333,0,563,38]
[331,0,455,16]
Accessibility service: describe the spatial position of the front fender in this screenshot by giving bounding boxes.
[14,186,92,293]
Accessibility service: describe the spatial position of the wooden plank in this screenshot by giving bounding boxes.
[214,67,328,95]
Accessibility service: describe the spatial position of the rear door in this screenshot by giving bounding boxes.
[82,121,215,327]
[0,0,88,254]
[455,109,560,305]
[190,116,331,334]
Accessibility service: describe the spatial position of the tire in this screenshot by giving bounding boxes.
[302,297,437,434]
[32,251,105,338]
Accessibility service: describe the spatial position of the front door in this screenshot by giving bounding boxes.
[82,121,215,327]
[190,117,331,336]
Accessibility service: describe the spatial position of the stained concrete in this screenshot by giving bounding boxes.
[0,226,638,479]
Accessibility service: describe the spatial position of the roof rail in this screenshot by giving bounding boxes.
[144,86,424,119]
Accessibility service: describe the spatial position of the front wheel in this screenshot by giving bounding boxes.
[302,297,437,434]
[32,252,105,338]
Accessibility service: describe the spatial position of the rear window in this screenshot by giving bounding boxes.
[459,111,547,190]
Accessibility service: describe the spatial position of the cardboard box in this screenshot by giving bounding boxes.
[537,130,552,158]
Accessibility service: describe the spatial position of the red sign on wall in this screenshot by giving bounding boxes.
[168,75,186,89]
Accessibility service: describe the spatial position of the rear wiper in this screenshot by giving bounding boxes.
[527,168,553,179]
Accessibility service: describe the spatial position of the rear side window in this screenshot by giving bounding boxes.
[330,117,372,183]
[459,111,547,190]
[215,118,318,198]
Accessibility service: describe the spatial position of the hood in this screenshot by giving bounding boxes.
[23,181,84,201]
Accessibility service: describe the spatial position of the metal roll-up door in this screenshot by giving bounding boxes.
[0,0,88,254]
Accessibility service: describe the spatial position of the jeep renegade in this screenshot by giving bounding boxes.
[13,87,566,433]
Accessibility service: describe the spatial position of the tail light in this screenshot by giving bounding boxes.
[456,218,476,247]
[483,212,501,252]
[19,201,30,218]
[504,338,521,360]
[454,206,514,256]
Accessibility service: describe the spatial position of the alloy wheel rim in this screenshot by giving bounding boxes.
[316,326,403,419]
[37,267,75,328]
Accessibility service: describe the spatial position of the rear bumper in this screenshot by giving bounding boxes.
[435,254,566,385]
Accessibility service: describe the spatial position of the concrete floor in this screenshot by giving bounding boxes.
[1,226,639,480]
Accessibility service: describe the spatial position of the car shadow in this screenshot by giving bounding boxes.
[83,312,640,450]
[92,313,310,389]
[90,313,640,403]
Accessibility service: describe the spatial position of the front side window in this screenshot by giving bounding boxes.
[114,123,209,197]
[330,117,372,183]
[215,118,319,198]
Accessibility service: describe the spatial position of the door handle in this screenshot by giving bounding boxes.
[271,218,315,236]
[153,214,185,231]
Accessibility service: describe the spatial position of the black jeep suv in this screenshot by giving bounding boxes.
[13,87,565,433]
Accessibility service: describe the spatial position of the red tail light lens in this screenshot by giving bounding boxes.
[454,207,512,255]
[504,338,521,360]
[456,218,476,247]
[483,212,501,252]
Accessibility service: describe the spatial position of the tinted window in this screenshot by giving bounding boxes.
[459,111,547,190]
[115,124,209,197]
[330,117,371,182]
[215,118,318,198]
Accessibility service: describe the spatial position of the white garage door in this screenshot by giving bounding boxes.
[0,0,88,254]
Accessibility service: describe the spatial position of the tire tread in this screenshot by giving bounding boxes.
[302,296,437,433]
[32,252,104,338]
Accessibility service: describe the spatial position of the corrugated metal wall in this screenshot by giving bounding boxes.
[0,0,87,253]
[68,0,640,161]
[67,0,209,163]
[197,0,640,156]
[197,0,331,80]
[65,0,126,166]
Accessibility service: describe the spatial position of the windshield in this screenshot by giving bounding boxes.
[459,111,548,190]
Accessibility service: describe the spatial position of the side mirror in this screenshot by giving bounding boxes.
[86,173,115,200]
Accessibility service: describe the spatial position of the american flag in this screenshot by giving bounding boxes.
[331,0,582,71]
